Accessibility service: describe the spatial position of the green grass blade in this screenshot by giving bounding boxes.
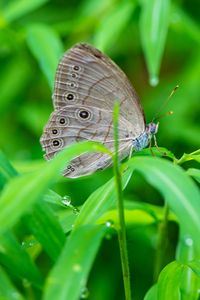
[74,168,133,227]
[44,225,107,300]
[188,260,200,278]
[0,57,31,114]
[24,201,66,261]
[0,232,43,288]
[126,156,200,253]
[94,1,135,51]
[0,266,25,300]
[157,261,184,299]
[2,0,49,23]
[144,284,158,300]
[113,101,131,300]
[0,151,18,188]
[139,0,171,85]
[186,168,200,183]
[0,141,110,234]
[26,23,64,89]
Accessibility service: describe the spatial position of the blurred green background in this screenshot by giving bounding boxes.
[0,0,200,299]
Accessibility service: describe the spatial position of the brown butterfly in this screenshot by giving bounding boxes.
[40,43,158,178]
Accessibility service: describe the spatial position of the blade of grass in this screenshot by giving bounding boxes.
[126,156,200,253]
[0,141,110,235]
[26,23,64,89]
[0,266,25,300]
[139,0,171,85]
[113,101,131,300]
[157,261,184,299]
[44,225,107,300]
[0,232,43,288]
[2,0,49,23]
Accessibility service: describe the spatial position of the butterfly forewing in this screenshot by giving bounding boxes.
[53,43,145,136]
[40,43,147,177]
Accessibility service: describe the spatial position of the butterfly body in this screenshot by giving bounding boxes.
[40,43,158,178]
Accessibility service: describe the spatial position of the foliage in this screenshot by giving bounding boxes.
[0,0,200,299]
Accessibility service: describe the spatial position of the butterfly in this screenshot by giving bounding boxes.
[40,43,158,178]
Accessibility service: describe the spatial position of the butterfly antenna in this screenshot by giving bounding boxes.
[152,85,179,122]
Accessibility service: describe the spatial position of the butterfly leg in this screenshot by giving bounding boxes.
[128,145,134,159]
[149,138,155,156]
[153,135,166,156]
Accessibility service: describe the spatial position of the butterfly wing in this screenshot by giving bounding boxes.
[40,105,132,177]
[53,43,145,137]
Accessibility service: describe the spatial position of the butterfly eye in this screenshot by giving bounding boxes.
[52,129,58,134]
[63,92,77,102]
[52,138,63,149]
[55,116,69,126]
[76,108,92,121]
[51,128,61,137]
[67,93,74,100]
[78,110,90,120]
[67,82,78,89]
[67,165,75,172]
[73,65,81,71]
[59,118,66,124]
[53,140,60,147]
[71,73,78,79]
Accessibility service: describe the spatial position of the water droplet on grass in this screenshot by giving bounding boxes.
[80,287,89,299]
[149,75,159,87]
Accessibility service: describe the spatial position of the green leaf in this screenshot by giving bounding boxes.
[74,168,133,227]
[2,0,49,23]
[0,57,31,114]
[144,284,158,300]
[188,260,200,278]
[157,261,184,299]
[139,0,171,86]
[0,141,110,235]
[24,201,66,261]
[26,23,64,89]
[126,156,200,253]
[0,266,25,300]
[44,225,106,300]
[94,1,135,51]
[186,168,200,183]
[176,149,200,164]
[0,151,18,189]
[43,164,132,299]
[0,232,43,288]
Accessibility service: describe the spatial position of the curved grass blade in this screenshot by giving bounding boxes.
[0,232,43,288]
[139,0,171,85]
[0,141,110,235]
[0,266,25,300]
[26,23,64,89]
[157,261,184,299]
[126,156,200,253]
[43,167,133,300]
[2,0,49,23]
[44,225,106,300]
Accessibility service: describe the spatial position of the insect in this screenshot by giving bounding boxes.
[40,43,158,178]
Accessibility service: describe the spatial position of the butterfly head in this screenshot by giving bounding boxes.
[132,122,159,152]
[146,122,159,136]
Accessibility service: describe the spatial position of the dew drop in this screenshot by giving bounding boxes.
[80,287,89,299]
[149,75,159,87]
[185,237,193,247]
[73,264,82,272]
[73,207,80,215]
[62,196,71,207]
[105,220,113,228]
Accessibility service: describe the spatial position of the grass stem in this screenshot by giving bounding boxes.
[113,101,132,300]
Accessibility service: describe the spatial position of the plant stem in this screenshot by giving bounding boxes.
[154,202,169,281]
[113,102,132,300]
